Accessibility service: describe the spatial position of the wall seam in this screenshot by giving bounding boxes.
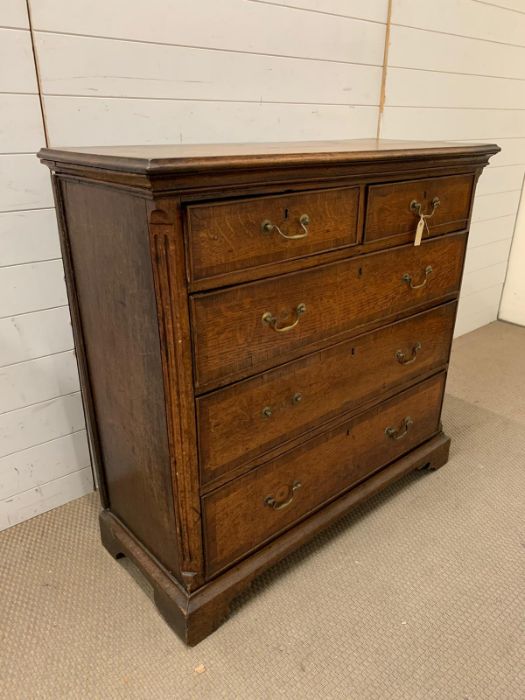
[497,172,525,319]
[377,0,393,139]
[25,0,49,147]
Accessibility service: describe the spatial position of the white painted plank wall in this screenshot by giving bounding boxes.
[1,0,388,529]
[0,1,92,531]
[1,0,521,528]
[381,0,525,336]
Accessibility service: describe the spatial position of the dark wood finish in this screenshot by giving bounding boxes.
[38,138,498,175]
[59,181,180,575]
[38,138,498,645]
[204,372,445,576]
[365,173,474,243]
[191,233,466,391]
[198,302,456,483]
[186,186,360,281]
[99,430,451,645]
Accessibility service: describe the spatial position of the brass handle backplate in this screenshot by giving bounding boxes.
[402,265,433,289]
[261,392,303,418]
[410,197,440,220]
[385,416,413,440]
[395,341,422,365]
[262,303,306,332]
[264,481,302,510]
[261,214,310,240]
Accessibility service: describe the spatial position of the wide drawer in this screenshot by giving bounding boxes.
[185,186,359,281]
[203,372,446,576]
[191,233,466,390]
[365,173,474,243]
[198,302,456,484]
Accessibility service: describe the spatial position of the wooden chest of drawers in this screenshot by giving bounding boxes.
[39,139,498,645]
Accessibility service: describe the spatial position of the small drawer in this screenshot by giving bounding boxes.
[191,233,466,391]
[203,372,445,576]
[197,302,456,484]
[365,174,474,244]
[185,186,360,281]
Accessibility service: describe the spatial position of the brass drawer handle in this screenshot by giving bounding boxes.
[261,214,310,240]
[261,392,303,418]
[385,416,413,440]
[410,197,440,220]
[395,341,422,365]
[264,481,302,510]
[402,265,433,289]
[262,303,306,332]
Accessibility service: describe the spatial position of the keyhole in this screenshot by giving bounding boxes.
[358,267,363,278]
[351,347,356,356]
[284,208,289,219]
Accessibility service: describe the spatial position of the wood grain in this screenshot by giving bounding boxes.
[197,302,456,483]
[191,233,466,390]
[61,180,180,575]
[364,173,474,242]
[186,186,360,281]
[203,372,446,576]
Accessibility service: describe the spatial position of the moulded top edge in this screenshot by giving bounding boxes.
[37,138,500,176]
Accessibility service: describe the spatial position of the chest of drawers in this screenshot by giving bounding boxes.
[39,139,498,645]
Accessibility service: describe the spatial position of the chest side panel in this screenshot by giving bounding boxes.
[59,180,179,574]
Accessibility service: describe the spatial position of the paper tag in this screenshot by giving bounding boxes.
[414,217,425,246]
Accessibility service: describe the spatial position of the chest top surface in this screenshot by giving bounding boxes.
[39,138,499,174]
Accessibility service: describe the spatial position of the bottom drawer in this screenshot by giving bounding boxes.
[204,372,445,577]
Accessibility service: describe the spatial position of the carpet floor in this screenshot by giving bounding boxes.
[1,321,524,699]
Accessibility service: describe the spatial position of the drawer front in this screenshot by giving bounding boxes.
[365,174,474,243]
[198,302,456,483]
[204,372,446,576]
[191,234,466,390]
[186,186,359,281]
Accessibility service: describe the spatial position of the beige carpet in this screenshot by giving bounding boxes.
[1,321,524,699]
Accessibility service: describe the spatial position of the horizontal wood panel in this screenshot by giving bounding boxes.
[0,209,59,267]
[198,303,456,483]
[0,259,67,318]
[381,107,525,141]
[191,234,466,390]
[0,95,44,153]
[30,0,386,65]
[0,429,90,500]
[35,32,382,105]
[488,140,525,168]
[392,0,525,47]
[204,373,445,575]
[42,96,378,147]
[454,283,503,337]
[0,466,93,531]
[252,0,389,23]
[484,0,525,10]
[0,306,73,367]
[0,155,53,211]
[385,67,525,110]
[469,215,516,248]
[471,191,521,222]
[0,392,85,457]
[0,28,37,93]
[475,165,524,196]
[461,262,507,297]
[0,0,29,29]
[464,237,513,272]
[0,350,79,414]
[389,25,525,79]
[187,186,360,281]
